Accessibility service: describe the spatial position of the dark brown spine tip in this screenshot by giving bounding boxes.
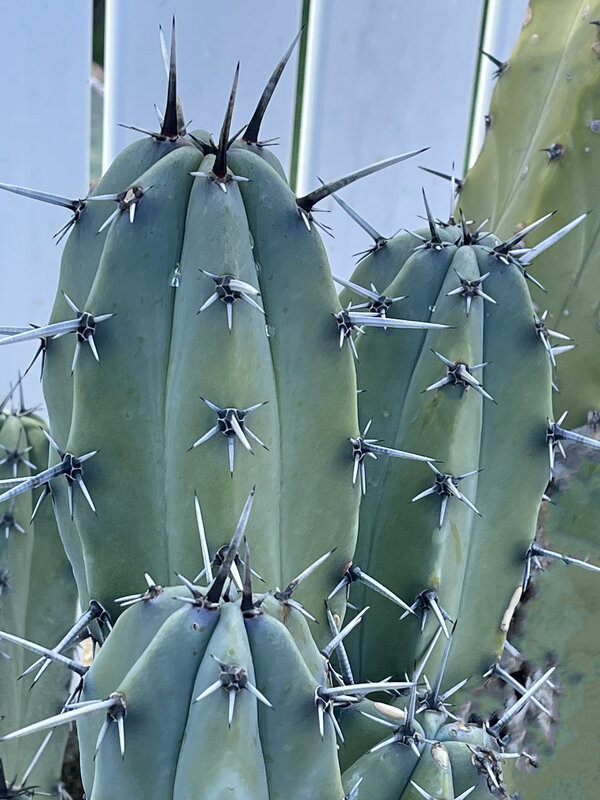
[160,17,179,138]
[421,187,440,242]
[214,63,240,179]
[205,569,228,605]
[189,132,216,155]
[240,537,254,612]
[419,165,464,189]
[227,125,248,150]
[481,49,502,68]
[295,194,313,213]
[244,29,303,144]
[205,484,253,604]
[459,208,470,239]
[298,149,428,214]
[297,176,355,213]
[481,49,507,77]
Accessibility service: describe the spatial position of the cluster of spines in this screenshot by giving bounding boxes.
[0,487,566,799]
[332,184,599,708]
[0,26,442,641]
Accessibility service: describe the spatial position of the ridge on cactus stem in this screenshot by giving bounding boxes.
[341,185,571,694]
[460,1,600,423]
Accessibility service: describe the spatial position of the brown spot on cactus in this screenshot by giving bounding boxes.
[432,741,451,769]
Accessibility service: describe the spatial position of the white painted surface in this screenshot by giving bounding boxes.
[295,0,486,279]
[0,2,92,411]
[296,0,531,280]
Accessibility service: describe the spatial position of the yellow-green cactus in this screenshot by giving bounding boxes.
[460,0,600,424]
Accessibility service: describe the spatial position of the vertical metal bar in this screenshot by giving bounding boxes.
[466,0,531,168]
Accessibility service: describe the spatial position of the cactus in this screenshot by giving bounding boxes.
[73,501,349,800]
[0,46,366,633]
[334,194,583,693]
[459,0,600,425]
[0,386,78,796]
[500,423,600,799]
[0,11,599,800]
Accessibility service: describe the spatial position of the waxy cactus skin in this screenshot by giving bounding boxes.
[340,209,553,692]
